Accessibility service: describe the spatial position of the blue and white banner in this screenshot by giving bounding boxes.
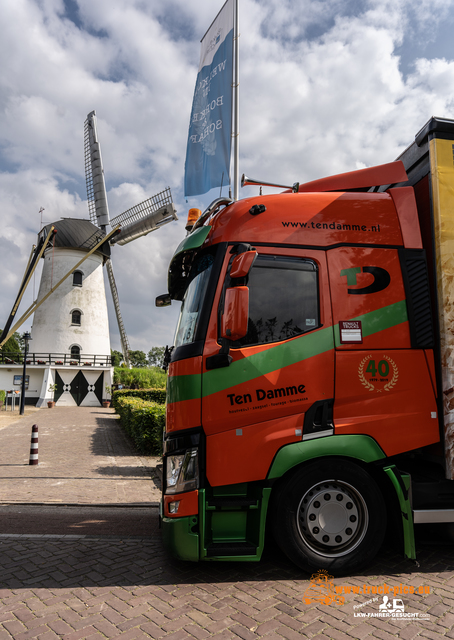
[184,0,234,197]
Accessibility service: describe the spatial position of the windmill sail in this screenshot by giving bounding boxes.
[84,110,130,365]
[105,259,131,361]
[84,111,110,229]
[0,234,49,348]
[110,187,177,246]
[84,110,178,368]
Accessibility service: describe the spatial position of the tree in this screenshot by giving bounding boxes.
[148,346,166,369]
[0,330,21,353]
[16,332,26,351]
[128,350,147,368]
[111,349,124,367]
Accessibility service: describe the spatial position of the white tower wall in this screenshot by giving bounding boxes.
[31,248,111,357]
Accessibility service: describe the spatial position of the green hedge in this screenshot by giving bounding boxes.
[112,388,166,411]
[113,367,166,389]
[115,395,165,455]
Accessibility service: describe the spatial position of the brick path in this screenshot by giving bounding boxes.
[1,531,454,639]
[0,407,161,505]
[1,407,454,638]
[0,505,157,537]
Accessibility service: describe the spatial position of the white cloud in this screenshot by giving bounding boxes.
[1,0,454,352]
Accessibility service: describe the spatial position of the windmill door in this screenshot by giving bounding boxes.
[71,371,86,405]
[54,370,104,406]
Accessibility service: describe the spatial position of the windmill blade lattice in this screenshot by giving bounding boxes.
[84,111,110,229]
[110,188,177,246]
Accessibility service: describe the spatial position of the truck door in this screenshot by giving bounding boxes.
[327,246,439,456]
[201,246,335,487]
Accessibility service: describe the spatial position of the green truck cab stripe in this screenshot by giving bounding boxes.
[267,434,386,479]
[167,300,409,405]
[203,325,334,397]
[167,373,202,404]
[172,226,212,259]
[334,300,408,346]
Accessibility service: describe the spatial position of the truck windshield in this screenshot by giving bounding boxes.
[174,253,215,347]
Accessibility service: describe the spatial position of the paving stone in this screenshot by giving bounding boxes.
[1,409,454,640]
[182,624,211,640]
[0,407,160,507]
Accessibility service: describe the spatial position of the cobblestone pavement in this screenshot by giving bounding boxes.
[1,527,454,639]
[0,505,157,537]
[0,406,40,429]
[1,408,454,638]
[0,407,161,505]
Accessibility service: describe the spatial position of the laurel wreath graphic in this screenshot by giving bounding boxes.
[358,356,375,391]
[382,355,399,391]
[358,355,398,393]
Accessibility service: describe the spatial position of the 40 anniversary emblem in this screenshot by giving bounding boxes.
[358,355,398,393]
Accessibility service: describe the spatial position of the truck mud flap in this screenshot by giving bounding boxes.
[383,465,416,560]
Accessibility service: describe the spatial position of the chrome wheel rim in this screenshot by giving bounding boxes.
[296,479,369,558]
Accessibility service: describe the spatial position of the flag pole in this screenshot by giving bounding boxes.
[232,0,240,201]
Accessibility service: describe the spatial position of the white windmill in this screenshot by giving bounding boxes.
[0,111,177,408]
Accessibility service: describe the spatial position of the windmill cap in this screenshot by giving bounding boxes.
[38,218,111,259]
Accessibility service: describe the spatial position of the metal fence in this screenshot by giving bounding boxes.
[0,352,112,366]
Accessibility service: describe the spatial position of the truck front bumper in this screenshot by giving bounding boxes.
[161,514,200,561]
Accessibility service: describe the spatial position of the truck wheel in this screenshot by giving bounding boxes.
[272,460,386,574]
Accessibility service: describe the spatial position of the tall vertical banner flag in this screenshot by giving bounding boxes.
[184,0,234,197]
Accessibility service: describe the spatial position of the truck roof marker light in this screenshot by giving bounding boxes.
[186,208,202,231]
[249,204,266,216]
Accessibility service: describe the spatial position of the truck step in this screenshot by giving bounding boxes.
[206,541,258,557]
[207,497,258,508]
[413,509,454,523]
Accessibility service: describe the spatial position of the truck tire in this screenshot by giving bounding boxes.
[271,459,386,574]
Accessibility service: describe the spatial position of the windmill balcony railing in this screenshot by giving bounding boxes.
[0,352,112,367]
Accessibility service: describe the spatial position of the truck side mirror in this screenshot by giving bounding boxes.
[230,250,257,278]
[221,287,249,341]
[156,293,171,307]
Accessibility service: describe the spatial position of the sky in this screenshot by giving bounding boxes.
[1,0,454,355]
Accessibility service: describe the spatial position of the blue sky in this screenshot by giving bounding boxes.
[1,0,454,353]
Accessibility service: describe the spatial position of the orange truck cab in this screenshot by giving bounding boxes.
[158,116,454,574]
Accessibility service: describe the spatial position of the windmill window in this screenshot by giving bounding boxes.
[71,310,82,325]
[70,345,80,358]
[73,271,83,287]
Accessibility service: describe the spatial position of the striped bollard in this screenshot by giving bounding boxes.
[29,424,38,465]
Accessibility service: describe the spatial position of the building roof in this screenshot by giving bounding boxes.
[39,219,111,259]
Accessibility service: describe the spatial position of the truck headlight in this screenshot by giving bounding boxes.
[166,448,199,494]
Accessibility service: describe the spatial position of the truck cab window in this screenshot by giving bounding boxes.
[174,253,215,348]
[233,255,319,348]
